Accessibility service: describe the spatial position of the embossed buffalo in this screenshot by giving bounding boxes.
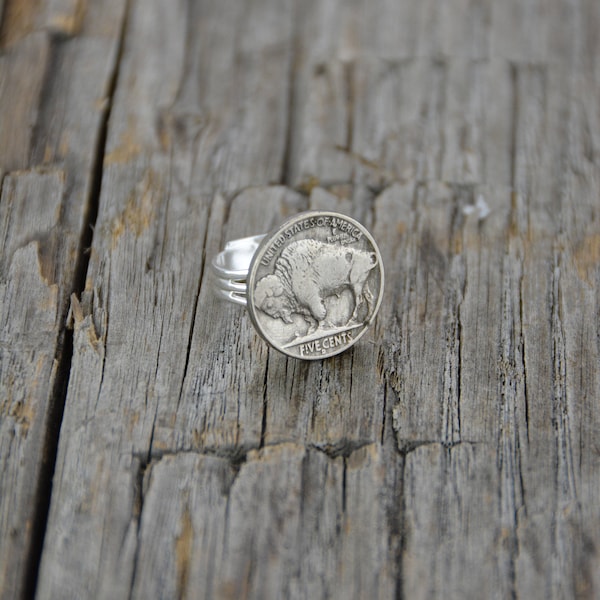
[254,239,377,332]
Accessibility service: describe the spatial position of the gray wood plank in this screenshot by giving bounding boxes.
[130,443,399,600]
[0,170,66,597]
[36,0,298,596]
[402,443,499,599]
[0,1,128,597]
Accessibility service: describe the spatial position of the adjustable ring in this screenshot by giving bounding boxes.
[212,211,384,359]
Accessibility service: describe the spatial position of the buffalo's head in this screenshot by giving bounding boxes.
[254,274,294,323]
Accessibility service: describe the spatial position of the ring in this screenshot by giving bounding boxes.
[212,211,384,359]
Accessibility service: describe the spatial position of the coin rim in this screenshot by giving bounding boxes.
[246,210,385,359]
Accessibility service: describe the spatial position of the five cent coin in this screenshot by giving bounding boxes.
[246,211,384,359]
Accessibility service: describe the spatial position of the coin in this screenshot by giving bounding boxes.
[246,211,384,359]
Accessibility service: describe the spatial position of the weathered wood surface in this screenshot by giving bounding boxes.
[1,0,600,598]
[0,1,127,597]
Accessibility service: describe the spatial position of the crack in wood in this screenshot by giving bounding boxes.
[174,203,211,416]
[496,253,526,600]
[393,453,407,600]
[20,2,132,597]
[259,349,269,449]
[551,260,578,503]
[279,0,299,187]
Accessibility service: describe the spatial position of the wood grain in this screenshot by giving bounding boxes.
[0,0,599,598]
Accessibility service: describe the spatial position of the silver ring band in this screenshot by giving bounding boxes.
[211,234,266,306]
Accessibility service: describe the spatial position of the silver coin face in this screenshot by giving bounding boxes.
[247,211,384,359]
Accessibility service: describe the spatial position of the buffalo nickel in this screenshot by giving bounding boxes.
[246,211,384,359]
